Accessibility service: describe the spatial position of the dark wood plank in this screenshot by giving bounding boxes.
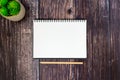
[109,0,120,80]
[0,18,17,80]
[14,0,39,80]
[0,0,38,80]
[78,0,110,80]
[39,0,75,19]
[33,59,40,80]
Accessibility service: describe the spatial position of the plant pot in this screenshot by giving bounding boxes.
[2,0,25,21]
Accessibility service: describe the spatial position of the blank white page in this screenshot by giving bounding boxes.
[33,20,87,58]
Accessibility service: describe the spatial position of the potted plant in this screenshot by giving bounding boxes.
[0,0,25,21]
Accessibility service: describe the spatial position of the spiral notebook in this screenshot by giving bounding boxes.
[33,20,87,58]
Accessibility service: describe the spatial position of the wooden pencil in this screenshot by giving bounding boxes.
[40,62,83,64]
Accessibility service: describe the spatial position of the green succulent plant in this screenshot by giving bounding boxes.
[0,0,20,16]
[0,0,8,6]
[7,1,20,15]
[0,7,8,16]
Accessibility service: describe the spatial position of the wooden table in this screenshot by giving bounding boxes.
[0,0,120,80]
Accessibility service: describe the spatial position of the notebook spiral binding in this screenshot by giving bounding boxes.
[33,20,86,22]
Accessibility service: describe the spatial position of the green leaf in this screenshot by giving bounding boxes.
[7,1,20,15]
[0,0,8,6]
[0,7,8,16]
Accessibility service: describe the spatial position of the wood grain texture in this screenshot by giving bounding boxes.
[86,0,110,80]
[109,0,120,80]
[0,0,120,80]
[39,0,75,19]
[0,0,38,80]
